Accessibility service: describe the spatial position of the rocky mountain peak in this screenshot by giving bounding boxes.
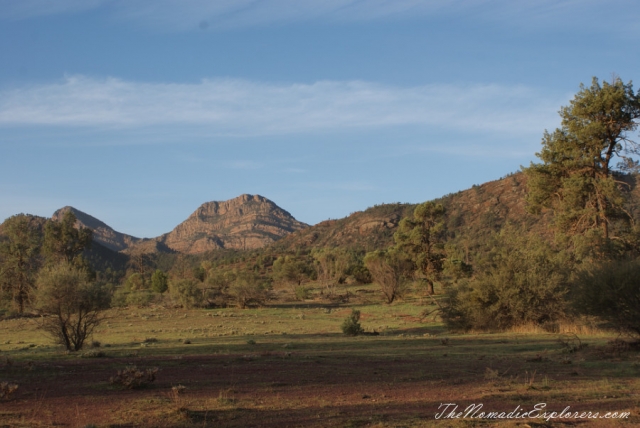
[156,194,308,254]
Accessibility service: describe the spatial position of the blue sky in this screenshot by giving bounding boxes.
[1,0,639,238]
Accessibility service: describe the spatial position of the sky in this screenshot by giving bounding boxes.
[1,0,639,238]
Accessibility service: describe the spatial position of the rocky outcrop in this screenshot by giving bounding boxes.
[53,195,308,255]
[52,206,141,252]
[154,194,308,254]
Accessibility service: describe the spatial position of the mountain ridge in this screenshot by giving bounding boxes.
[53,194,308,255]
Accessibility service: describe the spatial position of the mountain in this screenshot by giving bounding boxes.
[270,173,552,260]
[271,202,415,252]
[52,207,142,252]
[53,194,309,255]
[151,194,308,254]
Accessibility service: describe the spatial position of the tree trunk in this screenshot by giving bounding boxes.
[426,280,434,295]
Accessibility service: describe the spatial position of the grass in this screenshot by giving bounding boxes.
[0,285,638,426]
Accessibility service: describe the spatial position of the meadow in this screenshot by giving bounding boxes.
[0,285,639,427]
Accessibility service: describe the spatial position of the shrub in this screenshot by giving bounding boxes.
[229,271,270,309]
[110,365,158,389]
[124,273,146,291]
[35,263,111,351]
[170,279,200,308]
[341,309,364,336]
[0,381,18,400]
[348,264,372,285]
[442,227,570,331]
[364,250,411,304]
[81,350,106,358]
[572,260,640,337]
[151,270,169,294]
[126,290,155,307]
[294,286,311,300]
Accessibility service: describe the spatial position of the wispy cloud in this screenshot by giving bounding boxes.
[0,0,635,35]
[0,75,563,139]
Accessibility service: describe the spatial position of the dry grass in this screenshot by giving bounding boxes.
[0,286,638,427]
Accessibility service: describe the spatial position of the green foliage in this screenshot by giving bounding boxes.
[35,263,110,351]
[341,309,364,336]
[0,214,43,313]
[312,248,350,295]
[170,278,200,309]
[272,255,314,298]
[203,270,236,307]
[393,201,447,294]
[524,77,640,258]
[43,211,92,267]
[192,265,207,282]
[294,285,311,300]
[346,263,372,284]
[443,227,571,331]
[572,260,640,337]
[150,270,168,294]
[125,273,146,291]
[364,249,411,303]
[229,271,269,309]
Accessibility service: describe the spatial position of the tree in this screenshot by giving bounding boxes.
[572,260,640,337]
[312,248,349,296]
[442,226,570,331]
[272,255,313,297]
[393,202,447,295]
[169,278,200,308]
[0,215,43,313]
[151,269,168,294]
[363,249,411,304]
[35,263,110,351]
[525,77,640,257]
[43,211,92,266]
[229,271,269,309]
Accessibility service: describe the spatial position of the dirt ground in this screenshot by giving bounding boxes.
[1,336,639,427]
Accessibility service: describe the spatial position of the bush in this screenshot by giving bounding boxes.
[35,263,111,351]
[151,270,169,294]
[229,271,270,309]
[572,260,640,337]
[442,228,570,331]
[109,365,158,389]
[348,264,372,285]
[341,309,364,336]
[170,279,200,308]
[0,381,18,400]
[294,286,311,300]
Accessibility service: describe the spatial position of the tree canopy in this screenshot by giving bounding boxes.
[43,211,93,266]
[525,77,640,257]
[392,201,446,294]
[0,215,43,313]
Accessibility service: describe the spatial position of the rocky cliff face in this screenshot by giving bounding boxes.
[53,195,308,255]
[154,194,308,254]
[52,206,142,252]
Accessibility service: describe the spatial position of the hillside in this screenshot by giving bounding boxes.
[52,206,142,252]
[271,203,415,252]
[270,173,554,261]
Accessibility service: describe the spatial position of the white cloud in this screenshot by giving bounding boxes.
[0,75,564,138]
